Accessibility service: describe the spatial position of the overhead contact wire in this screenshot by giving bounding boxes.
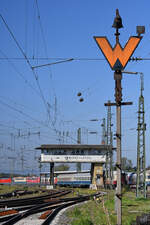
[0,14,49,116]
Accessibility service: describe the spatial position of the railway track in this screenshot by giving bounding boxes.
[0,189,45,199]
[0,190,104,225]
[0,190,71,208]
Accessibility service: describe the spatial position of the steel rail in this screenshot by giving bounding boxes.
[1,200,79,224]
[0,191,72,223]
[42,192,106,225]
[0,190,71,207]
[0,190,41,199]
[41,199,89,225]
[1,192,103,225]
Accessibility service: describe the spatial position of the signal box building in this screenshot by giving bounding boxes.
[36,144,113,188]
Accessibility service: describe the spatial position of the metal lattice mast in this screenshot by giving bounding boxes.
[106,101,113,185]
[136,73,146,198]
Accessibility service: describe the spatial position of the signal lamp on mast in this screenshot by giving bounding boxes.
[136,26,145,37]
[112,9,123,29]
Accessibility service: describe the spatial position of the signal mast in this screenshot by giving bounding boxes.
[136,72,146,198]
[122,71,146,198]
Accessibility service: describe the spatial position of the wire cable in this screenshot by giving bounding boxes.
[0,49,41,96]
[0,99,78,143]
[0,57,105,61]
[0,14,50,119]
[35,0,60,127]
[0,14,68,142]
[35,0,48,57]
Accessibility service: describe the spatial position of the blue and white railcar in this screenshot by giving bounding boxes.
[127,172,136,186]
[13,177,27,185]
[57,172,91,187]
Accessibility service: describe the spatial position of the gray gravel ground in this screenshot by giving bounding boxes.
[50,201,88,225]
[0,202,86,225]
[15,213,43,225]
[50,207,72,225]
[13,207,72,225]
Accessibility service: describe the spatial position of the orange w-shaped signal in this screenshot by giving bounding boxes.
[94,36,142,70]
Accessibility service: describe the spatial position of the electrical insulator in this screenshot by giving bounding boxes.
[79,98,84,102]
[77,92,82,97]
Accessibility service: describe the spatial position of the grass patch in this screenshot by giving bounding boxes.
[67,189,150,225]
[0,185,19,194]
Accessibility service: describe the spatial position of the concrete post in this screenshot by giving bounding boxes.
[50,162,54,186]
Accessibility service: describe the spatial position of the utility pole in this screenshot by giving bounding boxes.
[38,157,42,187]
[8,156,16,180]
[20,146,26,173]
[77,128,81,172]
[136,73,146,198]
[101,118,109,185]
[120,70,146,198]
[50,162,54,186]
[10,133,16,151]
[94,9,143,224]
[106,100,113,188]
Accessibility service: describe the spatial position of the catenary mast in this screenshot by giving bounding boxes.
[136,73,146,198]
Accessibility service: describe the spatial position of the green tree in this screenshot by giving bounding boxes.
[54,163,70,171]
[76,163,81,172]
[121,157,133,171]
